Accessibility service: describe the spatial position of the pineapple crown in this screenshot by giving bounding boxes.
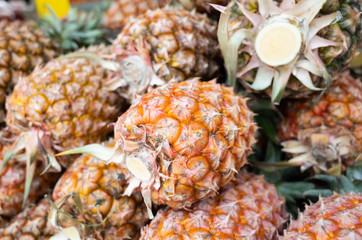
[213,0,346,103]
[38,6,109,52]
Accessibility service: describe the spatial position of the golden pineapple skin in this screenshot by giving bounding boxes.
[0,199,58,240]
[142,171,287,239]
[52,149,149,239]
[103,0,171,30]
[0,21,60,122]
[115,79,257,209]
[5,46,124,163]
[279,72,361,174]
[113,8,220,83]
[228,0,361,99]
[0,144,60,218]
[281,192,362,240]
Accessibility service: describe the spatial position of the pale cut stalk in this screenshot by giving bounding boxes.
[255,22,302,67]
[126,156,152,181]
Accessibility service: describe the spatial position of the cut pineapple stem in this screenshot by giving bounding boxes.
[126,157,152,181]
[255,22,302,67]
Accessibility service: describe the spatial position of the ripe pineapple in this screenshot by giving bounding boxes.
[110,7,221,101]
[0,199,58,239]
[0,142,60,218]
[0,8,107,123]
[62,79,257,217]
[4,45,125,211]
[103,0,229,30]
[141,170,287,239]
[103,0,172,30]
[216,0,361,103]
[0,20,60,122]
[51,145,149,239]
[281,192,362,239]
[279,71,361,176]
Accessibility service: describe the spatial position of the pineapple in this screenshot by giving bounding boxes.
[0,20,60,122]
[0,199,58,239]
[0,141,60,218]
[141,170,287,239]
[103,0,172,30]
[279,71,361,176]
[0,8,107,123]
[103,0,229,30]
[281,192,362,239]
[216,0,361,103]
[3,45,125,212]
[62,79,257,217]
[50,144,149,239]
[107,7,221,102]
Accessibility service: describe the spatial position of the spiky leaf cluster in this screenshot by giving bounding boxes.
[39,6,108,52]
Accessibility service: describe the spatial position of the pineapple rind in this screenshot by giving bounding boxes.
[141,171,287,239]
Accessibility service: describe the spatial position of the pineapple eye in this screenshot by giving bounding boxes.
[255,22,302,67]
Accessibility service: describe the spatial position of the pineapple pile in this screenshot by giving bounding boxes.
[0,0,361,239]
[142,171,287,239]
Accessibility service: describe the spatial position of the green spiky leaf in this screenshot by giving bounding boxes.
[39,5,109,52]
[303,189,333,198]
[277,182,315,202]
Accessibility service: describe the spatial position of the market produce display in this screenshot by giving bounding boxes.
[0,0,360,239]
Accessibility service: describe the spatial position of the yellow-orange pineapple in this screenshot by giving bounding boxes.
[115,79,256,213]
[3,46,125,211]
[0,20,60,122]
[103,0,172,30]
[61,79,257,217]
[0,199,58,239]
[51,144,149,239]
[109,8,221,102]
[5,45,123,163]
[141,171,287,239]
[279,72,361,175]
[281,192,361,240]
[103,0,229,30]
